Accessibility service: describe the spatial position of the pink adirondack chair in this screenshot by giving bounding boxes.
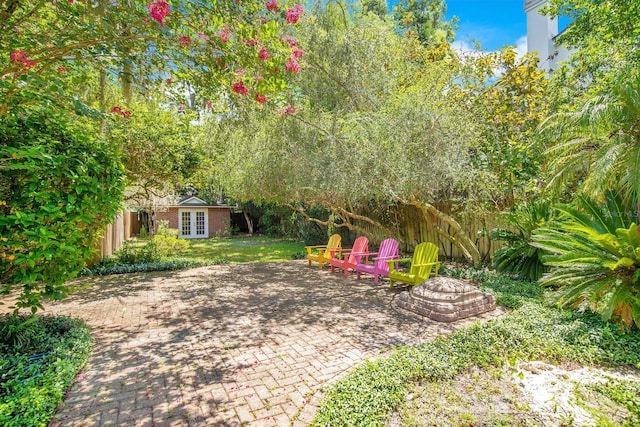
[329,236,369,277]
[355,238,399,284]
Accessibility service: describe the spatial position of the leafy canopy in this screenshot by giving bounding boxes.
[0,110,125,313]
[533,192,640,329]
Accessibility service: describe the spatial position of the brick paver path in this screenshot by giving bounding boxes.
[21,261,503,426]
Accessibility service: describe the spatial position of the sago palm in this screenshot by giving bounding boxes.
[532,192,640,329]
[490,199,553,282]
[541,71,640,207]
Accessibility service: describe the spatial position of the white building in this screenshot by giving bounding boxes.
[525,0,573,72]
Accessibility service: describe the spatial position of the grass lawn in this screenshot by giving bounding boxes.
[180,235,306,263]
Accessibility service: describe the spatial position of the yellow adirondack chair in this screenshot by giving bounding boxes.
[386,242,440,289]
[306,234,342,269]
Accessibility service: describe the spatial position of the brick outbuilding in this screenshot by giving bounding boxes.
[155,196,231,239]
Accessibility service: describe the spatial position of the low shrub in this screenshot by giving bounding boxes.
[0,315,91,427]
[83,259,223,276]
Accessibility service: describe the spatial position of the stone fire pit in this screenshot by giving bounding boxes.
[397,276,496,322]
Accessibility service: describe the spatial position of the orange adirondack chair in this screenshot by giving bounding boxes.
[386,242,440,289]
[329,236,369,277]
[305,234,341,269]
[355,238,399,284]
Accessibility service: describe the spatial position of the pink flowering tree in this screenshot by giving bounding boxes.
[0,0,306,313]
[0,0,306,116]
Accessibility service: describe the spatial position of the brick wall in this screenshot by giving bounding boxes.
[208,208,231,238]
[155,208,179,233]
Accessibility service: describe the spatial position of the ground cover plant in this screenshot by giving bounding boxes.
[0,315,91,426]
[313,268,640,426]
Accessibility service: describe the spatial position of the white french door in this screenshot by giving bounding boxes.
[179,210,208,238]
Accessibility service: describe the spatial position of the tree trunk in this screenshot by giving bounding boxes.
[243,211,254,235]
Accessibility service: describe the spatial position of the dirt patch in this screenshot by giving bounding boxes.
[390,362,640,426]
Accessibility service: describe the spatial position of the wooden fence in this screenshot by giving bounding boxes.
[347,204,506,262]
[96,210,142,259]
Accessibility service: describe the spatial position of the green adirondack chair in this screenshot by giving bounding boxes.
[306,234,342,269]
[386,242,440,289]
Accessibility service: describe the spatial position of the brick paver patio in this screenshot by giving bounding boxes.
[14,261,503,426]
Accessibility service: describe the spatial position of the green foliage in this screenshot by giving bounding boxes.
[0,0,301,117]
[586,378,640,425]
[85,259,213,276]
[0,111,125,313]
[542,71,640,207]
[544,0,640,88]
[532,192,640,328]
[106,103,206,201]
[112,226,189,266]
[203,4,553,267]
[490,199,553,282]
[391,0,458,47]
[114,240,162,265]
[458,49,550,208]
[0,315,91,427]
[361,0,388,18]
[314,273,640,426]
[257,203,328,244]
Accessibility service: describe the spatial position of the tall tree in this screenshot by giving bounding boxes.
[392,0,457,47]
[541,71,640,208]
[544,0,640,95]
[200,2,550,266]
[0,0,305,116]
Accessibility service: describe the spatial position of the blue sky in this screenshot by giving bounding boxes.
[385,0,530,54]
[444,0,527,53]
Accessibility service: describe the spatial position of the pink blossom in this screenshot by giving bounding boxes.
[110,106,132,118]
[10,49,36,70]
[217,26,231,43]
[292,48,304,58]
[197,32,209,40]
[285,4,303,24]
[285,57,300,73]
[147,1,170,25]
[244,39,259,46]
[178,105,185,111]
[179,35,191,47]
[258,47,269,60]
[281,104,295,115]
[58,66,67,72]
[166,78,172,84]
[231,81,248,95]
[235,68,245,77]
[266,0,278,12]
[282,35,298,47]
[205,100,213,109]
[255,93,267,104]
